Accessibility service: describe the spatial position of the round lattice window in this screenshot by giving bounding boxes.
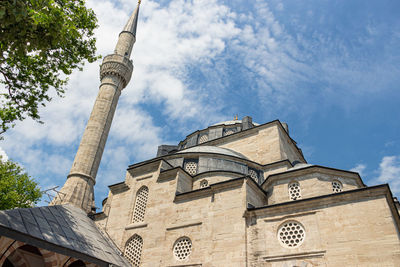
[248,169,259,183]
[198,134,208,144]
[332,181,343,193]
[173,237,192,261]
[288,182,301,200]
[200,179,208,188]
[278,221,305,248]
[124,235,143,267]
[184,161,198,176]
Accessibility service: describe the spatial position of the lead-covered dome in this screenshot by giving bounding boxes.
[177,146,248,159]
[212,120,260,126]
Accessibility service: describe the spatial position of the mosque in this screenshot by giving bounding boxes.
[0,1,399,266]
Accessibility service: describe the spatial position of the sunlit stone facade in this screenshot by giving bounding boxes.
[95,118,400,266]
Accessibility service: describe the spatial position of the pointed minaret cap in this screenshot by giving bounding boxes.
[122,0,141,36]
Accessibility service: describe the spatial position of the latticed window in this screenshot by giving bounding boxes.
[124,234,143,267]
[200,179,208,188]
[288,182,301,200]
[132,186,149,223]
[332,180,343,193]
[173,237,192,261]
[198,134,208,144]
[184,160,198,176]
[277,221,305,248]
[248,169,259,183]
[224,128,236,136]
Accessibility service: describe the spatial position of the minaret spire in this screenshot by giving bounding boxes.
[51,2,141,214]
[123,0,140,36]
[115,0,141,58]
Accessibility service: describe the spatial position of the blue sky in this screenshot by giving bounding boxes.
[1,0,400,209]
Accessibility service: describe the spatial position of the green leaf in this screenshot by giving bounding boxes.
[0,0,99,136]
[0,157,42,210]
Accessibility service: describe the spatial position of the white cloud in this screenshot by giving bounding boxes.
[1,0,245,206]
[0,147,8,162]
[2,0,398,208]
[376,156,400,195]
[350,163,366,177]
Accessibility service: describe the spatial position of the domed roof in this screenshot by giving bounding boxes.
[177,146,248,159]
[211,120,260,126]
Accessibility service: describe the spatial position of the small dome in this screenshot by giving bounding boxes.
[177,146,248,159]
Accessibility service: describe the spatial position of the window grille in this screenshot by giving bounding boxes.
[288,182,301,200]
[173,237,192,261]
[248,169,259,183]
[124,235,143,267]
[200,179,208,188]
[198,134,208,144]
[278,221,305,248]
[184,161,198,176]
[224,128,236,136]
[332,181,343,193]
[132,186,149,223]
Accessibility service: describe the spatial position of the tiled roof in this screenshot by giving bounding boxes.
[0,204,130,267]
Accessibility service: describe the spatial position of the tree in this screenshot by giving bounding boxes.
[0,0,99,135]
[0,157,42,209]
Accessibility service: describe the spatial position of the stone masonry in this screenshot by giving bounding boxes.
[50,3,140,213]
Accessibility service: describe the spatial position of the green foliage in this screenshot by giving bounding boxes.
[0,157,42,210]
[0,0,99,135]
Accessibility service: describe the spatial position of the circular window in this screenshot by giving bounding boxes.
[277,221,305,248]
[173,237,192,261]
[200,179,208,188]
[332,181,343,193]
[288,182,301,200]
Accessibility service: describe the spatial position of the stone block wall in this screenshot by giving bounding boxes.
[266,174,360,205]
[247,192,400,266]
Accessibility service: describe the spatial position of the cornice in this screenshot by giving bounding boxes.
[262,165,366,188]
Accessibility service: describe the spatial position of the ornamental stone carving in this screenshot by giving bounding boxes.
[100,54,134,88]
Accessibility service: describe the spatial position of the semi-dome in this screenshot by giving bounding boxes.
[177,146,248,159]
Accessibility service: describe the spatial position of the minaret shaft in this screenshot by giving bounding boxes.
[70,81,121,180]
[51,2,140,213]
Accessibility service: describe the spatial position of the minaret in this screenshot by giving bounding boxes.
[51,1,141,213]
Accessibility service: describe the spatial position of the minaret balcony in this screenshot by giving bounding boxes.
[100,54,134,88]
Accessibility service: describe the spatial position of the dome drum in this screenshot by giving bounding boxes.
[166,153,264,184]
[177,116,257,149]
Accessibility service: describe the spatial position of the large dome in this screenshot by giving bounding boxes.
[177,146,248,159]
[212,120,260,126]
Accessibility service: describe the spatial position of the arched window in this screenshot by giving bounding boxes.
[124,234,143,267]
[184,160,198,176]
[132,186,149,223]
[198,133,209,144]
[288,181,301,200]
[332,180,343,193]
